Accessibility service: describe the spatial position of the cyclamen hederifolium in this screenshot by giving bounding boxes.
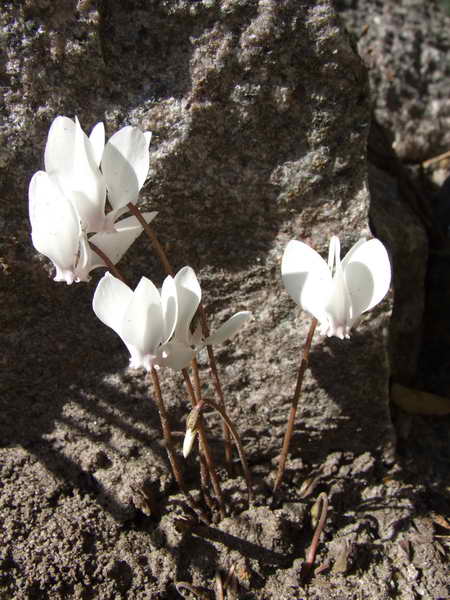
[281,236,391,339]
[29,116,155,283]
[93,266,252,371]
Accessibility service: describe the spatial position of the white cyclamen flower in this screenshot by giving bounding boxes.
[160,266,252,367]
[282,236,391,339]
[93,272,182,371]
[29,170,156,284]
[43,116,151,233]
[92,267,252,371]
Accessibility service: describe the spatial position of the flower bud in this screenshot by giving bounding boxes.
[182,405,202,458]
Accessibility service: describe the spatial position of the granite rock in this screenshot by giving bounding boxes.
[2,1,447,598]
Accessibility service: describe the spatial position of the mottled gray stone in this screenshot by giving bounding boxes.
[367,121,429,385]
[336,0,450,161]
[3,1,447,599]
[336,0,443,385]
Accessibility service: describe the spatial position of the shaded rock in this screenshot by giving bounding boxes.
[336,0,450,161]
[367,120,429,385]
[336,1,441,387]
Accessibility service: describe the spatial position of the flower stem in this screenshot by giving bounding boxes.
[301,492,329,582]
[198,308,234,472]
[273,317,318,494]
[89,243,209,521]
[190,359,215,513]
[199,398,254,506]
[88,242,127,282]
[149,367,209,524]
[127,202,233,468]
[127,202,173,275]
[183,366,226,520]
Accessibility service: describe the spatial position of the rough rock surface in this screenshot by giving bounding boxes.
[337,0,450,387]
[336,0,450,162]
[367,120,429,387]
[1,1,448,599]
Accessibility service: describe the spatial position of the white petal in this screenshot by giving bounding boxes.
[69,189,107,234]
[144,131,152,148]
[81,249,105,274]
[206,311,252,345]
[121,277,164,356]
[342,238,391,318]
[340,238,366,265]
[174,266,202,345]
[161,275,178,344]
[44,116,76,175]
[89,122,105,167]
[101,126,150,209]
[324,242,352,339]
[327,236,341,271]
[44,116,107,232]
[88,211,158,268]
[156,340,195,371]
[103,206,128,231]
[29,171,80,284]
[281,240,332,324]
[71,118,107,231]
[92,272,133,338]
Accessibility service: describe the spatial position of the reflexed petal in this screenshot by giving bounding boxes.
[144,131,152,148]
[161,275,178,344]
[81,249,105,274]
[29,170,80,284]
[69,190,107,234]
[101,126,150,209]
[281,240,332,324]
[121,277,163,356]
[71,118,107,231]
[92,272,133,337]
[88,211,158,267]
[174,266,202,346]
[89,122,105,166]
[343,239,391,318]
[44,116,107,232]
[206,311,252,345]
[103,206,128,231]
[340,238,366,266]
[44,116,77,175]
[156,340,195,371]
[327,236,341,272]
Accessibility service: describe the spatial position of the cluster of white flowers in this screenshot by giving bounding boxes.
[29,116,252,372]
[29,115,392,375]
[29,116,156,284]
[28,114,394,509]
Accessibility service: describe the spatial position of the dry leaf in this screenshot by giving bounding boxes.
[391,383,450,416]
